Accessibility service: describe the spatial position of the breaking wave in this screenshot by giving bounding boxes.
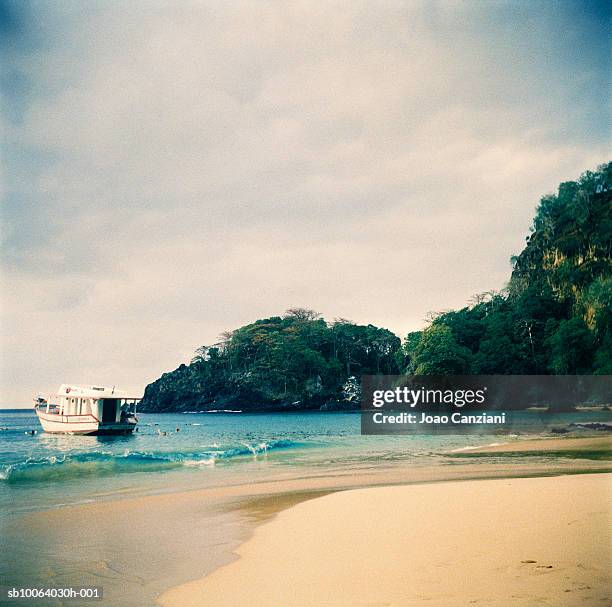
[0,439,301,484]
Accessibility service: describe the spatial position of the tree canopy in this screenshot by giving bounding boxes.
[141,312,401,411]
[141,162,611,412]
[404,162,611,377]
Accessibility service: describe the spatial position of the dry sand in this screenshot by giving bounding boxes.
[159,473,611,607]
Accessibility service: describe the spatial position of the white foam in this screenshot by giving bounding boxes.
[183,459,215,468]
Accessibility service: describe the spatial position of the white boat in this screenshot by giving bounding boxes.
[34,384,141,435]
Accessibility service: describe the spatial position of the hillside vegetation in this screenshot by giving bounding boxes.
[142,310,401,411]
[141,162,611,412]
[405,162,611,377]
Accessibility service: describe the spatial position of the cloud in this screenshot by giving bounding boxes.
[1,0,609,405]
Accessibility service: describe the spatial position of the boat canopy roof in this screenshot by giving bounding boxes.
[56,384,143,399]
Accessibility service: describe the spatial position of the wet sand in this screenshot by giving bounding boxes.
[464,435,611,454]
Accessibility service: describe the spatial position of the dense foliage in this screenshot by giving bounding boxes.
[141,163,611,412]
[141,309,401,411]
[404,162,611,377]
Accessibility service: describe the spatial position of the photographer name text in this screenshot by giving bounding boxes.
[371,411,506,425]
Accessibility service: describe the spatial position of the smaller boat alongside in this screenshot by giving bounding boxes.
[34,385,141,435]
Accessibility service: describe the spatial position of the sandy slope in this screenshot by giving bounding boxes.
[159,473,611,607]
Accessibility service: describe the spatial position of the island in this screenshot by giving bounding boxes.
[141,162,611,413]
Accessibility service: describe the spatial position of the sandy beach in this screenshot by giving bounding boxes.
[3,410,610,607]
[4,428,609,607]
[159,473,611,607]
[464,435,611,454]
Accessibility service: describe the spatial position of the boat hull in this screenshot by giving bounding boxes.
[35,410,136,435]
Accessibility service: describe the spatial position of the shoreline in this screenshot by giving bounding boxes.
[159,473,611,607]
[156,434,611,606]
[3,434,610,605]
[460,435,611,453]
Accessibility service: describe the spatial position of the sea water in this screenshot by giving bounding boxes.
[1,408,610,515]
[0,408,609,606]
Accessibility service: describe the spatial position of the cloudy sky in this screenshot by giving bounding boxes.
[1,0,609,406]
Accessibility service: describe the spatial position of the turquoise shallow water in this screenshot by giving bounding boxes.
[1,408,610,516]
[0,410,464,516]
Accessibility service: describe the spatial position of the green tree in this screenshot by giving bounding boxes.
[546,317,593,374]
[411,324,472,375]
